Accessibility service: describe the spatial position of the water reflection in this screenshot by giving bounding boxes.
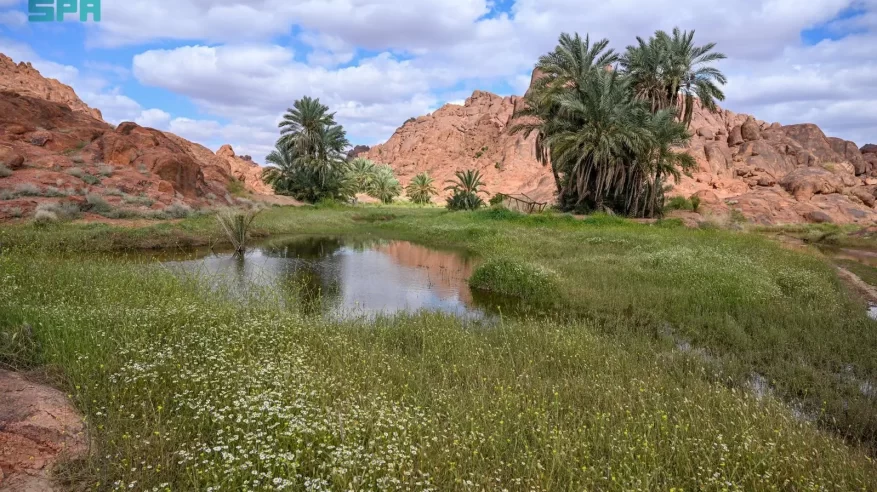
[161,236,496,320]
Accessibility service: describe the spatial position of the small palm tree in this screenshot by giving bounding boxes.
[406,173,437,205]
[445,169,487,210]
[347,157,376,194]
[367,165,402,204]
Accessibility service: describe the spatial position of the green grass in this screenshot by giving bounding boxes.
[2,205,877,489]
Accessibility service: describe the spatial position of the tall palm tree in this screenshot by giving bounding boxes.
[445,169,487,210]
[512,32,619,193]
[406,173,437,205]
[621,27,726,126]
[278,96,350,188]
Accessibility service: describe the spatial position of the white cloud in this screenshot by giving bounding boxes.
[135,108,172,128]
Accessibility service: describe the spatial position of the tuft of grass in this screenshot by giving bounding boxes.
[14,183,40,196]
[215,208,261,254]
[0,164,12,178]
[65,167,86,179]
[137,163,150,175]
[31,209,59,226]
[470,257,558,300]
[36,200,83,221]
[0,189,13,200]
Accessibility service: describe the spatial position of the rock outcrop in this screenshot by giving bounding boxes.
[0,54,102,121]
[0,370,86,491]
[0,53,280,221]
[216,144,273,195]
[364,91,556,203]
[347,145,371,161]
[364,73,877,225]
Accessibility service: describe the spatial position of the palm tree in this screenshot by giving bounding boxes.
[545,69,651,212]
[347,157,376,194]
[263,141,298,194]
[621,27,726,126]
[445,169,487,210]
[512,32,619,193]
[367,165,401,204]
[278,96,350,184]
[406,173,437,205]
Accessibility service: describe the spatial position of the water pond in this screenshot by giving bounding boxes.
[155,236,509,320]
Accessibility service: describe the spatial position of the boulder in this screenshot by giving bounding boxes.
[728,125,744,146]
[827,137,868,175]
[696,127,715,140]
[861,144,877,154]
[779,167,844,201]
[0,147,24,169]
[741,118,762,141]
[805,210,833,223]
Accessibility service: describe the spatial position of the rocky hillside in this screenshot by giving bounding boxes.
[364,88,556,203]
[0,54,281,221]
[365,75,877,225]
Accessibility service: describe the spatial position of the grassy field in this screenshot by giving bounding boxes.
[2,205,877,489]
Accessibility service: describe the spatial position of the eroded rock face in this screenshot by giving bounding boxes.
[215,144,273,195]
[363,90,556,203]
[0,54,102,121]
[0,54,277,221]
[0,370,86,491]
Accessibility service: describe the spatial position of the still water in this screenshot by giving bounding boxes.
[159,236,502,320]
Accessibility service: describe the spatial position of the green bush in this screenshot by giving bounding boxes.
[35,200,82,221]
[122,193,154,207]
[14,183,40,196]
[691,195,701,213]
[86,193,113,214]
[227,178,246,196]
[665,196,694,211]
[488,194,505,206]
[469,258,558,300]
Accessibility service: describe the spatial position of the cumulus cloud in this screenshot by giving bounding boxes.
[9,0,877,162]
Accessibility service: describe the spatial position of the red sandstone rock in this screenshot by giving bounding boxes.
[0,54,102,121]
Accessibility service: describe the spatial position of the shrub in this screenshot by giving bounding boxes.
[7,206,23,218]
[405,173,437,205]
[0,189,14,200]
[665,196,694,211]
[0,164,12,178]
[104,187,124,196]
[44,186,67,197]
[65,167,86,179]
[164,202,193,219]
[32,209,58,226]
[227,179,246,196]
[215,208,262,254]
[489,194,505,207]
[82,174,101,185]
[122,193,154,207]
[446,192,484,211]
[85,193,113,214]
[37,200,83,220]
[14,183,40,196]
[367,165,402,204]
[469,258,558,300]
[137,163,150,175]
[97,164,114,177]
[691,195,701,213]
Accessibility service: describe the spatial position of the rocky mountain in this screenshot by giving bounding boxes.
[363,88,556,203]
[0,54,103,121]
[365,74,877,225]
[0,54,282,221]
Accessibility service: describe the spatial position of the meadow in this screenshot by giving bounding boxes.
[2,205,877,490]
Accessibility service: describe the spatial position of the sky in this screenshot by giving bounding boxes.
[1,0,876,164]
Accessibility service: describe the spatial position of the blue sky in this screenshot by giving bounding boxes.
[1,0,876,163]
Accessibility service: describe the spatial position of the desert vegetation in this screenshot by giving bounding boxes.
[405,172,438,205]
[445,169,488,210]
[512,28,725,216]
[2,206,877,490]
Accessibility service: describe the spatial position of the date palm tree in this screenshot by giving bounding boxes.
[445,169,487,210]
[621,27,727,126]
[367,165,402,204]
[347,157,377,194]
[405,173,437,205]
[512,33,619,194]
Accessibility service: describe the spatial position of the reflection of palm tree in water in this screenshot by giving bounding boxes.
[261,237,345,315]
